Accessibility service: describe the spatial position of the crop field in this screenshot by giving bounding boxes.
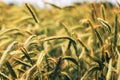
[0,1,120,80]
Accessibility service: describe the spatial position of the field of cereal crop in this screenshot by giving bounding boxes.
[0,1,120,80]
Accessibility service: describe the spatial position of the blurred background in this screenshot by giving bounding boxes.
[1,0,117,8]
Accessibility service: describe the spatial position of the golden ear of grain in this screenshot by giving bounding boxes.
[101,4,106,20]
[60,23,71,36]
[117,55,120,73]
[116,48,120,79]
[81,66,100,80]
[36,51,46,70]
[106,59,112,80]
[97,18,111,33]
[14,58,32,67]
[0,72,10,80]
[0,41,18,68]
[0,28,20,37]
[24,35,36,48]
[61,71,72,80]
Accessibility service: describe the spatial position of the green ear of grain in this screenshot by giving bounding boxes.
[40,36,76,46]
[6,61,17,79]
[72,41,78,56]
[52,57,62,80]
[45,2,62,9]
[67,41,72,50]
[25,3,39,23]
[81,66,100,80]
[94,29,103,46]
[0,72,10,80]
[97,18,111,33]
[101,5,105,20]
[63,56,78,65]
[63,5,75,10]
[0,41,18,68]
[23,64,37,80]
[88,20,96,44]
[61,23,71,36]
[14,58,32,67]
[106,59,112,80]
[113,14,118,50]
[60,23,78,54]
[61,71,71,80]
[87,55,103,67]
[21,47,34,65]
